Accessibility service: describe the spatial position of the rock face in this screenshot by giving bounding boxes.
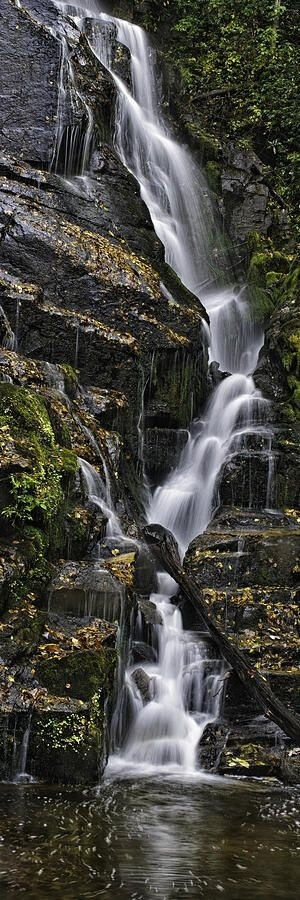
[220,147,273,247]
[185,506,300,779]
[0,0,61,167]
[0,0,207,783]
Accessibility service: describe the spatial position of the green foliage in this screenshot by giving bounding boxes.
[134,0,299,217]
[5,469,63,526]
[247,231,298,323]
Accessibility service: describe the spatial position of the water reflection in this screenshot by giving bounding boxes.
[0,779,299,898]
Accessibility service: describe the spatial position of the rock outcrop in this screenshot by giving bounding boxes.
[0,0,208,782]
[185,506,300,778]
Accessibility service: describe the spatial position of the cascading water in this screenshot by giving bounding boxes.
[79,456,122,540]
[108,570,225,776]
[51,5,271,775]
[87,13,216,293]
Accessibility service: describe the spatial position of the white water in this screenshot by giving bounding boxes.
[107,570,225,777]
[13,714,34,784]
[51,5,269,776]
[79,456,122,539]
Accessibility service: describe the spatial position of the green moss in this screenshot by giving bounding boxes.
[0,382,54,446]
[149,351,204,426]
[206,160,221,193]
[37,648,117,702]
[59,363,78,384]
[247,234,299,327]
[185,122,221,161]
[0,383,77,529]
[35,712,92,755]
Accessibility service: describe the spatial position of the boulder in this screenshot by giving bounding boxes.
[47,561,127,620]
[131,666,153,703]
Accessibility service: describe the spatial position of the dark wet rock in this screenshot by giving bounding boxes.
[144,426,188,483]
[254,302,299,406]
[81,385,130,433]
[66,504,108,559]
[0,0,63,168]
[207,506,298,533]
[0,158,207,427]
[131,640,157,664]
[251,301,300,508]
[208,361,230,390]
[0,700,108,785]
[0,602,118,783]
[220,434,299,515]
[198,719,300,782]
[185,525,300,590]
[131,666,152,703]
[37,646,116,702]
[134,546,157,595]
[136,595,163,627]
[0,0,298,787]
[47,560,128,620]
[0,304,15,351]
[224,670,300,723]
[221,147,273,247]
[184,507,300,715]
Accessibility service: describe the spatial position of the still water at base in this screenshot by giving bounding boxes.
[0,778,298,899]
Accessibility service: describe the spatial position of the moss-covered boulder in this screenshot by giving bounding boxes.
[37,647,116,702]
[0,382,77,535]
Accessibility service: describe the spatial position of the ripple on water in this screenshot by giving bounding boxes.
[0,779,299,899]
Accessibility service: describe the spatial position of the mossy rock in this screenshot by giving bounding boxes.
[220,742,284,777]
[0,382,77,531]
[36,647,117,701]
[29,704,104,784]
[0,382,55,445]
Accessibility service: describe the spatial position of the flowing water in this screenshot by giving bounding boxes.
[46,1,274,777]
[79,456,123,539]
[76,6,269,775]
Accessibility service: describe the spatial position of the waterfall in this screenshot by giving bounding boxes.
[87,13,217,292]
[107,571,225,776]
[51,5,272,776]
[13,714,33,784]
[79,456,123,540]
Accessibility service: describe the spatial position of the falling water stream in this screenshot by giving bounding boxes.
[45,1,275,777]
[73,4,268,776]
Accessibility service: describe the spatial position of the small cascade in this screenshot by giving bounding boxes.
[74,323,80,367]
[0,304,16,351]
[15,297,20,351]
[49,34,69,173]
[107,573,225,776]
[149,373,268,554]
[87,14,217,294]
[266,437,277,511]
[13,714,33,784]
[205,285,262,374]
[49,10,95,177]
[0,373,13,384]
[79,456,122,540]
[42,361,65,394]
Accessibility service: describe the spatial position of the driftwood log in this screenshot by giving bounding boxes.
[143,524,300,744]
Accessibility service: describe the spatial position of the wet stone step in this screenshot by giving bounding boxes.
[223,669,300,722]
[185,530,300,589]
[46,561,127,621]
